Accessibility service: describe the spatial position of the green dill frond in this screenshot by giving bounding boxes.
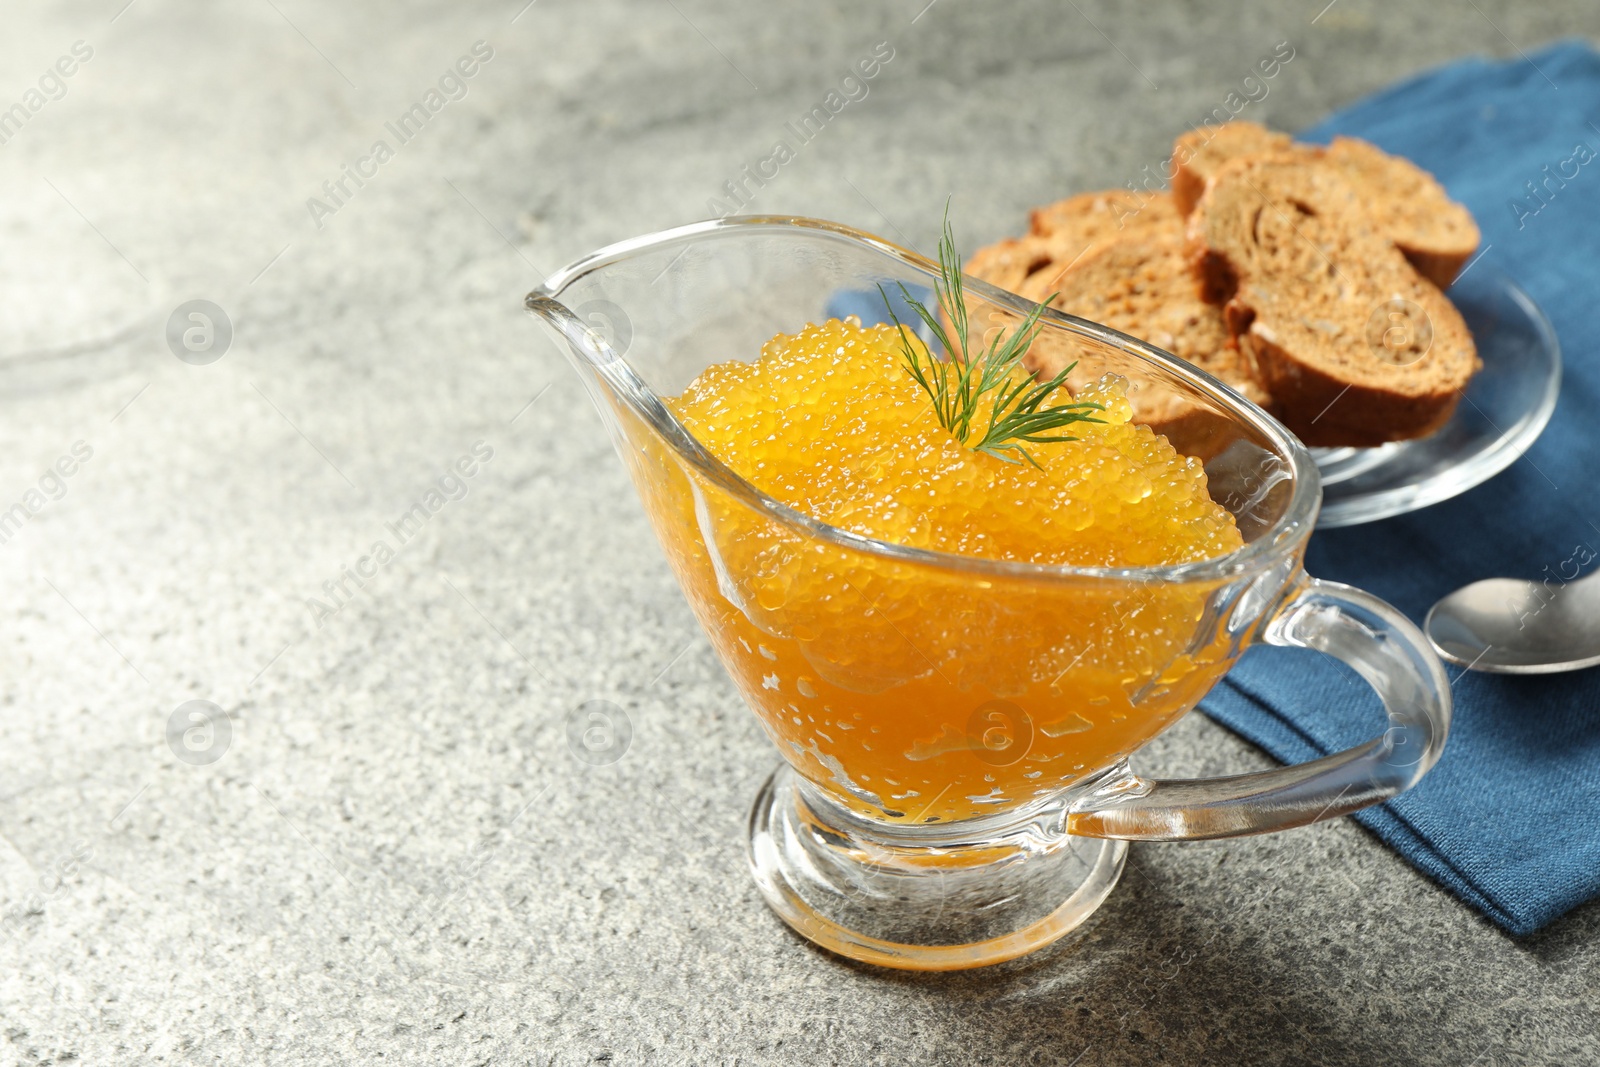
[881,209,1104,468]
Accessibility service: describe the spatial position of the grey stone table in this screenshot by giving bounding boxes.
[0,1,1596,1064]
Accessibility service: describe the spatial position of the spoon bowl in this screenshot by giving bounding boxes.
[1426,571,1600,674]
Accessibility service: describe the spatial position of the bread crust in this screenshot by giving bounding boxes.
[1398,247,1475,292]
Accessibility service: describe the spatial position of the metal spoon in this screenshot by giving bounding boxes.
[1425,570,1600,674]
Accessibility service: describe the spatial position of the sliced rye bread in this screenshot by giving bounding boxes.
[966,190,1272,455]
[1172,122,1297,216]
[964,191,1178,300]
[1016,231,1274,457]
[1028,189,1174,243]
[1186,153,1480,448]
[964,235,1060,296]
[1323,136,1482,288]
[1173,122,1481,288]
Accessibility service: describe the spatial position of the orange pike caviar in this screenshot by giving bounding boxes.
[639,317,1245,822]
[669,317,1242,567]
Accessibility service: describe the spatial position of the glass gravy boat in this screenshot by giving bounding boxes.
[527,217,1451,971]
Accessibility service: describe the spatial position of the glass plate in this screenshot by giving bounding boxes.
[1312,267,1561,527]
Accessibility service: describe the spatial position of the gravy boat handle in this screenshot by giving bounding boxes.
[1068,577,1452,840]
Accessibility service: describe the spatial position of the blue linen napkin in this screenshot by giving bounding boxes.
[1200,39,1600,936]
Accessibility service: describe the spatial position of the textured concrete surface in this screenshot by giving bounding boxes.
[1,1,1598,1064]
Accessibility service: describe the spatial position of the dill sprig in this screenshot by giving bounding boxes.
[880,213,1104,468]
